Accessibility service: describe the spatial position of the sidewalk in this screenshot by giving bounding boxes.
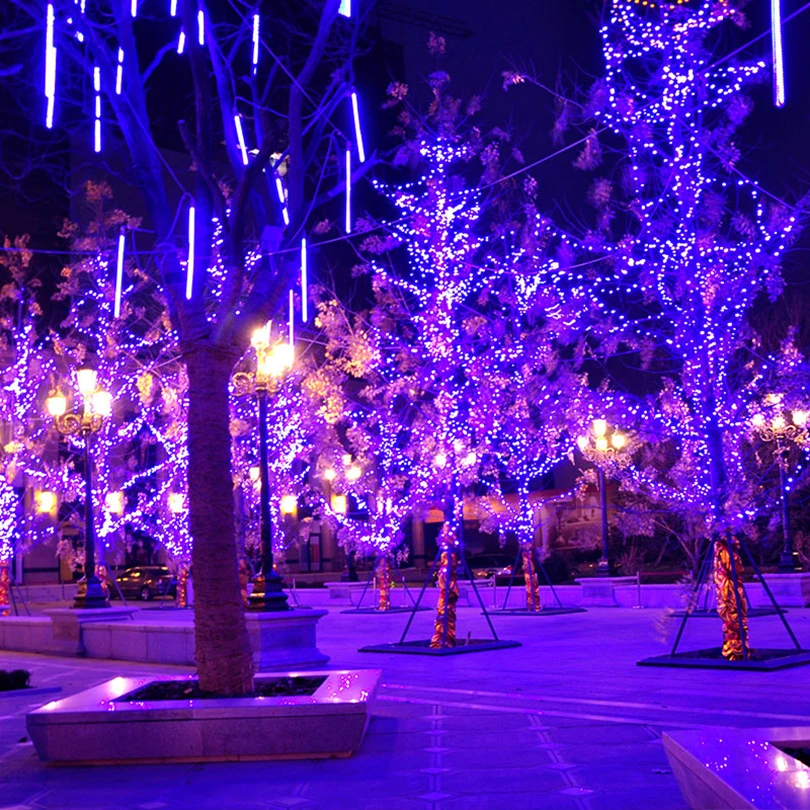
[2,606,810,809]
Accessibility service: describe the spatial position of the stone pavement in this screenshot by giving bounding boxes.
[3,605,810,809]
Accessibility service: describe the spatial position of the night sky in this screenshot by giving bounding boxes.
[370,0,810,291]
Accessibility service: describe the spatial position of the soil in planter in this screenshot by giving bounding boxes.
[0,670,31,692]
[115,675,327,702]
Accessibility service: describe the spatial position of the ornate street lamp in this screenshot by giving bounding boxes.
[751,403,808,573]
[577,418,630,577]
[232,323,294,611]
[45,368,113,609]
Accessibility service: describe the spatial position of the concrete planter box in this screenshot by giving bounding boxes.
[324,581,368,605]
[0,609,328,670]
[27,669,381,764]
[576,576,636,606]
[664,725,810,809]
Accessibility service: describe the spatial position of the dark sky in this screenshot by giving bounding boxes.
[373,0,810,198]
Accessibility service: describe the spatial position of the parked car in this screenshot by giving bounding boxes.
[464,553,514,580]
[109,566,177,601]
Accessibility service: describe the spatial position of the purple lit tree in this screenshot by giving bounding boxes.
[530,0,808,658]
[4,0,369,692]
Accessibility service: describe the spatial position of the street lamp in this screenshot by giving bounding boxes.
[751,404,808,573]
[45,368,113,609]
[232,324,294,611]
[577,418,630,577]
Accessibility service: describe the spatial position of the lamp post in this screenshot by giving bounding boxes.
[752,405,808,573]
[45,368,113,609]
[577,418,630,577]
[232,323,294,611]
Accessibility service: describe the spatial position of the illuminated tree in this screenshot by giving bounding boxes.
[531,0,808,657]
[4,0,367,692]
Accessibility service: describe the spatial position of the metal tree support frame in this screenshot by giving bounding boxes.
[669,539,784,619]
[639,532,810,671]
[341,557,430,615]
[358,539,521,656]
[488,544,586,617]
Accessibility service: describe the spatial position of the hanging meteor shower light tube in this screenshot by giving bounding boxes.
[275,176,290,226]
[301,237,308,323]
[170,0,177,16]
[234,114,249,165]
[44,4,57,129]
[771,0,785,107]
[93,66,101,153]
[131,0,138,17]
[114,230,125,318]
[345,148,352,233]
[186,205,196,300]
[177,30,186,54]
[350,91,365,163]
[197,10,205,45]
[115,48,124,95]
[338,0,351,17]
[288,289,295,346]
[252,13,260,75]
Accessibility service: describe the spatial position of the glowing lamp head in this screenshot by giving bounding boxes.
[576,436,589,451]
[35,490,57,514]
[346,464,362,481]
[250,321,271,350]
[76,368,98,397]
[611,432,627,450]
[45,394,67,418]
[105,491,125,515]
[792,411,808,427]
[453,438,464,453]
[462,451,477,467]
[751,413,765,428]
[331,493,347,515]
[595,437,608,452]
[592,419,607,438]
[280,494,297,516]
[258,342,294,379]
[249,466,261,484]
[90,390,113,417]
[772,415,786,430]
[168,492,186,514]
[323,468,336,482]
[434,452,447,469]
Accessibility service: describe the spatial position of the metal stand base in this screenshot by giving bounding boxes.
[359,639,521,656]
[486,607,587,617]
[73,580,110,610]
[247,573,290,612]
[340,607,431,615]
[638,647,810,671]
[669,607,786,619]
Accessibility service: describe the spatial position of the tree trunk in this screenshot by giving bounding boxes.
[186,343,253,695]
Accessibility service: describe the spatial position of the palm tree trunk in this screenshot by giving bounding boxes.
[186,343,253,695]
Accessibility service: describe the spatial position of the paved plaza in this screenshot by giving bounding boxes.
[2,605,810,809]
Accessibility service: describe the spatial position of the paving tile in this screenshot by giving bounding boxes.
[442,746,552,770]
[440,766,564,795]
[2,606,809,809]
[439,793,580,810]
[585,786,688,810]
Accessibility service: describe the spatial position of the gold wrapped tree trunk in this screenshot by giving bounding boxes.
[430,549,459,648]
[522,545,540,612]
[377,556,391,611]
[713,535,749,660]
[0,559,9,615]
[177,564,189,608]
